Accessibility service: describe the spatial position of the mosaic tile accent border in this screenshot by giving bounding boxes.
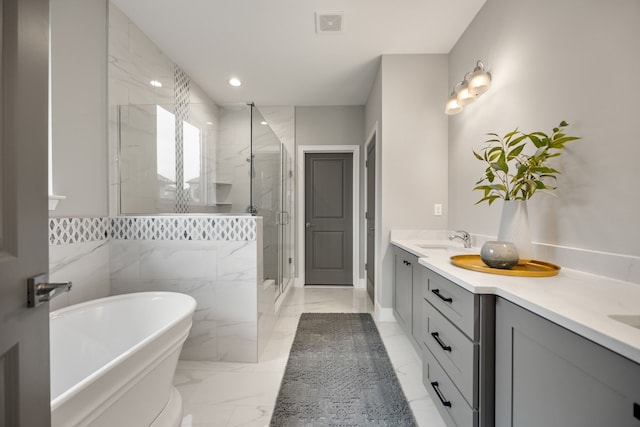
[49,217,109,245]
[174,65,191,214]
[49,216,257,244]
[111,216,256,241]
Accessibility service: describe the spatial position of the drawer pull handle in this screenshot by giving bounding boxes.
[431,332,452,352]
[430,381,452,408]
[431,289,453,303]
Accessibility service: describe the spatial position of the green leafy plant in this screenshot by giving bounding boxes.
[473,121,580,205]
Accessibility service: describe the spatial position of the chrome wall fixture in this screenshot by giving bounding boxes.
[445,60,492,115]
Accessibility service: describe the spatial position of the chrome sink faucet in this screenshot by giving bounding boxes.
[449,230,472,248]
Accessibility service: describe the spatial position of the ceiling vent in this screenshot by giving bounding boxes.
[315,12,344,34]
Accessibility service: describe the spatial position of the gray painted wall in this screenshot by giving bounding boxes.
[448,0,640,257]
[365,54,449,310]
[295,106,366,282]
[50,0,108,216]
[296,106,365,147]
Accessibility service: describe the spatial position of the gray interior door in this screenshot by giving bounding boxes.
[304,153,353,285]
[0,0,52,424]
[366,141,375,301]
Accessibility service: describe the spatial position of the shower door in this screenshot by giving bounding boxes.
[250,106,291,300]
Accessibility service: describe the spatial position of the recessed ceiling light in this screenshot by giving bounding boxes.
[261,121,268,125]
[206,121,213,125]
[229,78,242,87]
[150,80,162,88]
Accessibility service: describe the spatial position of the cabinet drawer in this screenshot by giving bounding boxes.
[424,268,478,339]
[424,347,477,427]
[424,300,477,406]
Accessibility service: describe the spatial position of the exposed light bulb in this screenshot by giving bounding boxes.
[456,79,476,106]
[445,92,463,115]
[469,70,491,96]
[468,64,492,96]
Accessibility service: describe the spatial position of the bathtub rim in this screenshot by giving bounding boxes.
[50,291,196,410]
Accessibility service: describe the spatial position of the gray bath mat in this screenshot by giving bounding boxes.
[270,313,418,426]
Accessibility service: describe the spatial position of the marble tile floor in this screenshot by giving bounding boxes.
[174,286,447,427]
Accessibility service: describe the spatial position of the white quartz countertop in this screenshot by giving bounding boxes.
[391,237,640,365]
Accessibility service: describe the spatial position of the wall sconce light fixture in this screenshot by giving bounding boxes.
[456,73,476,106]
[445,87,463,115]
[445,60,492,115]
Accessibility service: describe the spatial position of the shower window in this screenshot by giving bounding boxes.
[182,120,202,203]
[156,105,203,203]
[156,105,177,199]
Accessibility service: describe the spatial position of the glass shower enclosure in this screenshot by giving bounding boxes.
[250,106,293,298]
[117,102,293,299]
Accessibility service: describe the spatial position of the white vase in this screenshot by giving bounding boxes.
[497,200,534,264]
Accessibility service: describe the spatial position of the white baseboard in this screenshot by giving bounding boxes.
[293,277,366,288]
[263,279,275,290]
[275,281,294,313]
[375,301,396,322]
[354,278,366,289]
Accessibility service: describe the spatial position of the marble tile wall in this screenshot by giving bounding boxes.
[49,215,273,363]
[109,216,270,363]
[48,218,111,311]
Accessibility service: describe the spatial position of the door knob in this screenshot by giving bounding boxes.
[305,222,315,228]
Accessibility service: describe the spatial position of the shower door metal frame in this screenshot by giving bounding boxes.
[276,145,292,299]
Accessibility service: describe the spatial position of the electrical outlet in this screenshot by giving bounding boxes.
[434,203,443,216]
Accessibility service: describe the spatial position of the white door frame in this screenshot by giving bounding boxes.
[297,145,360,288]
[364,123,380,308]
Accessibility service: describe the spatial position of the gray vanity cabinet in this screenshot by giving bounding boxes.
[393,247,423,350]
[495,297,640,427]
[393,247,415,334]
[422,266,495,427]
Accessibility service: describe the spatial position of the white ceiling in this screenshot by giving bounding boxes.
[110,0,486,106]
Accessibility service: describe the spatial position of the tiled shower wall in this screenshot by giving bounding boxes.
[48,215,274,363]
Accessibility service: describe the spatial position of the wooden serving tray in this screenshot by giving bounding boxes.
[450,254,560,277]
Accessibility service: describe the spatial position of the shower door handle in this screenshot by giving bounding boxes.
[276,211,290,226]
[27,273,72,308]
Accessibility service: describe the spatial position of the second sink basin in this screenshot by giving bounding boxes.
[609,314,640,330]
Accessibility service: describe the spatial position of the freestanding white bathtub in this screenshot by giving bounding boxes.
[50,292,196,427]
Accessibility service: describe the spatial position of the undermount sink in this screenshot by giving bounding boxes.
[609,314,640,330]
[416,243,463,250]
